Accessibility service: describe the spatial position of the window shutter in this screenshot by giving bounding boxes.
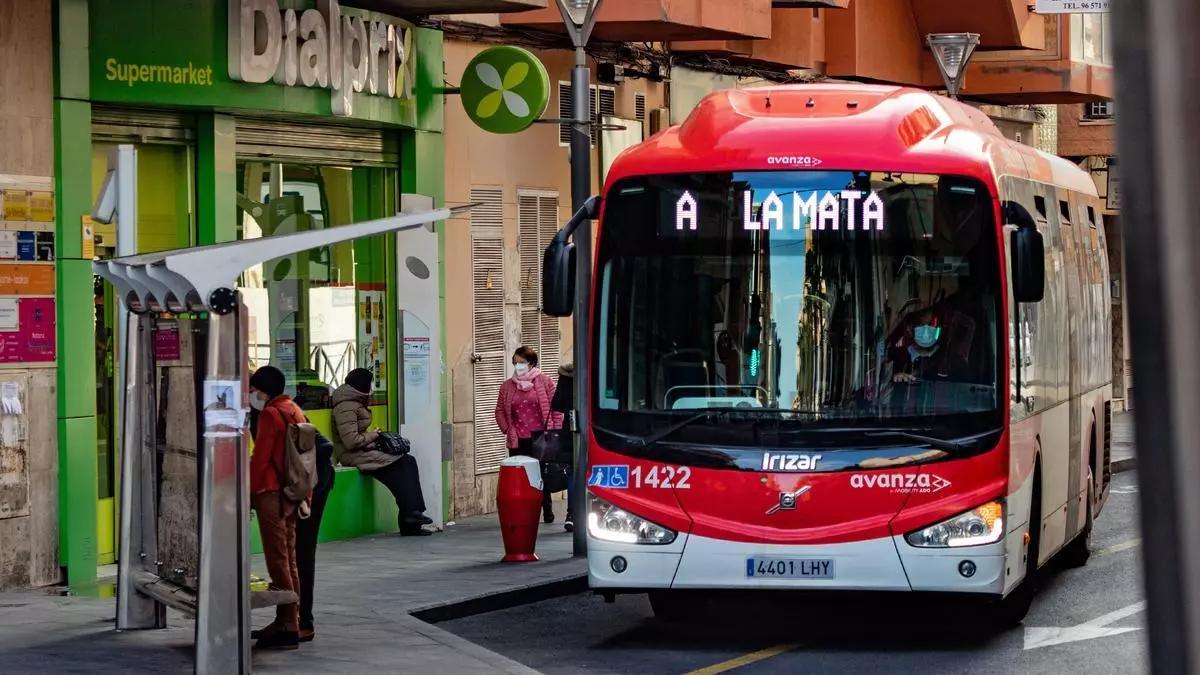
[593,86,615,145]
[517,190,562,375]
[470,187,507,474]
[634,93,647,124]
[518,192,542,357]
[589,86,600,145]
[558,82,573,146]
[469,187,503,228]
[92,106,195,144]
[234,116,397,165]
[537,194,562,374]
[598,87,616,117]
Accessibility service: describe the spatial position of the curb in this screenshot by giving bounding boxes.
[409,568,588,624]
[1112,455,1137,474]
[398,613,543,675]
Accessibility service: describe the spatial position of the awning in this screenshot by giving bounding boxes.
[94,205,471,314]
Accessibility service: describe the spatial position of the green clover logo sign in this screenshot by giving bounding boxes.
[461,47,549,134]
[476,62,531,119]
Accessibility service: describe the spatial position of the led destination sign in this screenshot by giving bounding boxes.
[674,189,887,233]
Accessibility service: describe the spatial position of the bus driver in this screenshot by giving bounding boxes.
[887,294,978,385]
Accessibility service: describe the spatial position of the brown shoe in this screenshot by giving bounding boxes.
[299,628,315,642]
[255,630,299,650]
[251,622,283,640]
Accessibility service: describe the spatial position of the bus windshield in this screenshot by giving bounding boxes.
[593,171,1004,450]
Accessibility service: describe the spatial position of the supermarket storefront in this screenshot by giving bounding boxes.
[55,0,445,586]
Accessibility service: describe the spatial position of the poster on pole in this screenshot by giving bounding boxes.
[1035,0,1109,13]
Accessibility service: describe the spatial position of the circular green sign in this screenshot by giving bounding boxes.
[461,46,550,134]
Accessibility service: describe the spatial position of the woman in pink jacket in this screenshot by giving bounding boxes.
[495,346,563,523]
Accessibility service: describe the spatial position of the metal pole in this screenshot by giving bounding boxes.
[116,311,164,630]
[570,45,591,557]
[1112,0,1200,671]
[113,144,137,504]
[195,303,251,674]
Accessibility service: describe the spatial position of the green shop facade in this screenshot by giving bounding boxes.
[55,0,447,587]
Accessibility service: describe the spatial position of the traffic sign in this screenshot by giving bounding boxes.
[460,46,550,134]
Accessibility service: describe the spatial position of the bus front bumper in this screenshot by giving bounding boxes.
[588,532,1007,595]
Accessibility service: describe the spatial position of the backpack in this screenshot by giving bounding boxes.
[282,421,319,502]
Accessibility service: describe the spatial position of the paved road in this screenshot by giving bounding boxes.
[445,472,1147,674]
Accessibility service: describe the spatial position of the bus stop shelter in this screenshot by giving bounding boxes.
[94,194,467,673]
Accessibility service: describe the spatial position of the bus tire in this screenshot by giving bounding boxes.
[648,592,701,622]
[989,461,1042,627]
[1061,467,1095,568]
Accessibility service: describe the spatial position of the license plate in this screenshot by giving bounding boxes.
[746,557,835,579]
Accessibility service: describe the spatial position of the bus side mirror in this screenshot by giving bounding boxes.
[1005,201,1045,303]
[542,196,601,318]
[542,241,576,317]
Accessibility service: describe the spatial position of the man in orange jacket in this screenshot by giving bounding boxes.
[248,366,307,650]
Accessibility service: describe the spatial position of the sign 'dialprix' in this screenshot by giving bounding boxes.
[460,46,551,134]
[229,0,413,117]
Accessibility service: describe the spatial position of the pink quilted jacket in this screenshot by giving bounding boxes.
[494,373,563,449]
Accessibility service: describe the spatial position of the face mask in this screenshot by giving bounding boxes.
[249,393,266,411]
[914,325,941,349]
[514,363,530,376]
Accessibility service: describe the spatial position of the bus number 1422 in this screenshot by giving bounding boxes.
[631,465,692,489]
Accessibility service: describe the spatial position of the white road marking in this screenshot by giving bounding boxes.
[1111,486,1139,494]
[1023,601,1146,650]
[1096,538,1141,556]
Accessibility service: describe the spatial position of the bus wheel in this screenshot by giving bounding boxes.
[648,592,702,622]
[987,467,1041,627]
[1061,467,1095,568]
[989,573,1035,628]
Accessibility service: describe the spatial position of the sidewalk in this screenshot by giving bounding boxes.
[0,504,585,674]
[1112,411,1136,473]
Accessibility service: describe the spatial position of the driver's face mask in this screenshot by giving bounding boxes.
[914,324,941,349]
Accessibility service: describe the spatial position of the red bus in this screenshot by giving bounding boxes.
[544,84,1112,623]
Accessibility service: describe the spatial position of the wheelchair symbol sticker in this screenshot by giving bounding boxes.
[588,465,630,489]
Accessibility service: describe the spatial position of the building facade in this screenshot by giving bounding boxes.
[0,1,58,590]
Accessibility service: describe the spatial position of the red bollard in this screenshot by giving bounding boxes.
[497,456,543,562]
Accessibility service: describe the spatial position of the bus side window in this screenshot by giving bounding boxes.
[1009,178,1054,419]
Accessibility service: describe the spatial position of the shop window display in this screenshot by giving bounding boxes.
[236,162,393,412]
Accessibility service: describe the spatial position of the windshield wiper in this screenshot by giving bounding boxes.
[863,428,1002,452]
[594,410,731,450]
[770,425,1001,452]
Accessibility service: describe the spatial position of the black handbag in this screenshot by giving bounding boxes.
[533,427,574,464]
[541,461,570,494]
[375,432,411,456]
[532,399,574,463]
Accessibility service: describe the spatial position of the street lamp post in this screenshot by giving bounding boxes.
[927,32,980,100]
[555,0,604,556]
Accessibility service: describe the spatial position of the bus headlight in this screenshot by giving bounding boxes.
[588,496,677,545]
[905,500,1004,548]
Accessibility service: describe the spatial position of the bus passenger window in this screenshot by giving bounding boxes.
[1059,200,1072,224]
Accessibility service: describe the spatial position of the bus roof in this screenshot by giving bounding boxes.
[604,84,1097,198]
